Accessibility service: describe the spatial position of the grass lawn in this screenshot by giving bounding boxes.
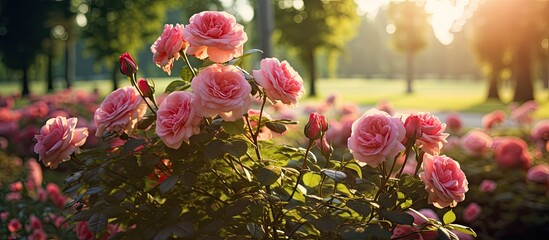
[2,77,549,118]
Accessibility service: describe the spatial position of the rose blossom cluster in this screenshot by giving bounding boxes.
[347,108,468,208]
[148,11,304,149]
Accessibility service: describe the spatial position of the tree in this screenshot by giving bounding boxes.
[0,0,58,96]
[469,0,549,102]
[387,1,429,94]
[468,0,513,101]
[81,0,171,90]
[274,0,359,97]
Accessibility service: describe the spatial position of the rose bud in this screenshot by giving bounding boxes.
[318,136,333,156]
[119,52,138,76]
[137,78,154,98]
[304,112,324,140]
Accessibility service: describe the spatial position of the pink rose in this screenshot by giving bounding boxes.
[25,158,43,190]
[191,64,251,121]
[28,229,47,240]
[9,181,22,192]
[460,129,493,156]
[252,58,304,106]
[445,112,462,133]
[74,221,94,240]
[348,108,406,167]
[156,91,201,149]
[479,179,497,192]
[527,164,549,183]
[183,11,247,63]
[482,110,506,130]
[531,120,549,144]
[0,211,9,221]
[151,24,187,75]
[34,116,88,169]
[494,137,532,169]
[5,192,21,201]
[28,215,42,230]
[402,112,449,155]
[463,202,481,223]
[94,86,147,137]
[419,154,468,208]
[8,218,21,233]
[510,100,537,125]
[326,115,356,148]
[375,100,394,115]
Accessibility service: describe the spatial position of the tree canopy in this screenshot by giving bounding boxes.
[274,0,359,97]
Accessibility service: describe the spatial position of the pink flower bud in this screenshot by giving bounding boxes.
[479,180,497,192]
[0,211,9,222]
[318,136,333,156]
[137,78,154,98]
[8,218,21,233]
[9,181,23,192]
[319,114,328,132]
[119,52,138,76]
[527,164,549,183]
[403,114,423,141]
[304,112,324,140]
[463,202,482,223]
[29,215,42,230]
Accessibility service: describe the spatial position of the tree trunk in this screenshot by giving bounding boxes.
[486,64,501,101]
[541,54,548,90]
[512,38,534,102]
[47,52,54,92]
[22,68,30,96]
[65,39,74,89]
[406,50,414,94]
[112,60,119,91]
[307,49,317,97]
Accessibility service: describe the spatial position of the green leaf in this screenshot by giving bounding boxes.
[438,227,459,240]
[241,49,263,58]
[448,224,477,237]
[205,139,225,160]
[364,224,391,239]
[379,209,414,225]
[88,212,108,233]
[164,80,191,93]
[86,187,103,195]
[346,199,372,216]
[443,209,456,225]
[223,140,248,157]
[137,115,156,130]
[344,161,362,179]
[321,169,347,182]
[378,192,397,208]
[173,221,194,238]
[254,165,281,186]
[159,175,179,194]
[246,222,265,238]
[221,118,246,135]
[154,227,172,240]
[265,121,287,134]
[122,138,146,154]
[302,172,322,188]
[179,66,194,83]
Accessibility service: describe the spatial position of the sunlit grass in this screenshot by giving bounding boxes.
[1,78,548,118]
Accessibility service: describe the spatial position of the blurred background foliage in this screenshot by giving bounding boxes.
[0,0,548,103]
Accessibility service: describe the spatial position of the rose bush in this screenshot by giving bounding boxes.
[32,11,475,239]
[412,108,549,239]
